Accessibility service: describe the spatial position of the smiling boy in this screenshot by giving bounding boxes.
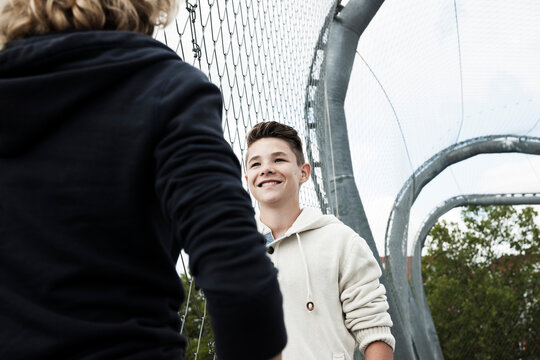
[245,121,395,360]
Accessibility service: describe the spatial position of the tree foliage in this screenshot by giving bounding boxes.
[179,274,216,360]
[423,205,539,360]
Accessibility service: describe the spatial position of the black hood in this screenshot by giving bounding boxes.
[0,30,178,156]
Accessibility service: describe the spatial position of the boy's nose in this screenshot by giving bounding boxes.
[260,164,275,175]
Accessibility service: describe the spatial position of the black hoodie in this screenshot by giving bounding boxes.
[0,30,286,360]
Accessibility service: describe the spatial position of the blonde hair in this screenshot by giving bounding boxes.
[0,0,178,48]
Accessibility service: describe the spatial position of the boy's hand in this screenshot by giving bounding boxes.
[365,341,393,360]
[268,353,282,360]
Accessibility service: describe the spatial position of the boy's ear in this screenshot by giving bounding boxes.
[299,163,311,185]
[244,174,249,185]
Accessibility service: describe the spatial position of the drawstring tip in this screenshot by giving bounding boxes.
[306,302,314,311]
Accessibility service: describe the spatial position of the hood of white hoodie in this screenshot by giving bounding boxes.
[257,207,340,241]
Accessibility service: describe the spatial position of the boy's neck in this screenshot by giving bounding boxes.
[260,204,302,239]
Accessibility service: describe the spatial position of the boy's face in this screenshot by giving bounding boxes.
[245,138,310,208]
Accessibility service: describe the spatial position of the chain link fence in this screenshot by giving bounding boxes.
[155,1,337,358]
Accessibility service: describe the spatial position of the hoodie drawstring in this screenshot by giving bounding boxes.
[296,233,314,312]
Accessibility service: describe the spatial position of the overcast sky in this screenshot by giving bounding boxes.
[344,0,540,255]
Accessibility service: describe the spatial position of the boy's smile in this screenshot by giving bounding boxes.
[258,180,282,187]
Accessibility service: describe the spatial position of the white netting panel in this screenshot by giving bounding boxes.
[343,3,540,357]
[345,0,540,255]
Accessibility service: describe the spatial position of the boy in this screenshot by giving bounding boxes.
[245,121,395,360]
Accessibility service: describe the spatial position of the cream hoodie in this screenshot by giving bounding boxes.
[258,208,395,360]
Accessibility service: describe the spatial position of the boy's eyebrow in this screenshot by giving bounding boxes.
[270,151,288,157]
[247,154,261,163]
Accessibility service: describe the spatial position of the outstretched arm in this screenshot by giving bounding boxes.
[155,65,286,360]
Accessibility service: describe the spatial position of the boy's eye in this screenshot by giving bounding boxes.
[250,162,260,168]
[275,158,285,162]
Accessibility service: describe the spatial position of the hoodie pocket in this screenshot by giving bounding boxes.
[332,354,345,360]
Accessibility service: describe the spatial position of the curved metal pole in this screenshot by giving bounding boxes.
[322,1,416,359]
[409,193,540,359]
[304,2,339,214]
[324,0,383,244]
[385,135,540,353]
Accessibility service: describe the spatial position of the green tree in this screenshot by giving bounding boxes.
[423,205,539,360]
[179,274,216,360]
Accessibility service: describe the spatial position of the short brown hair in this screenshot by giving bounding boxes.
[0,0,178,49]
[247,121,305,165]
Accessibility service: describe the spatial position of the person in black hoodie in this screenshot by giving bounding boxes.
[0,0,286,359]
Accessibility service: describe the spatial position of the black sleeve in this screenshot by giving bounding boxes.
[154,64,286,360]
